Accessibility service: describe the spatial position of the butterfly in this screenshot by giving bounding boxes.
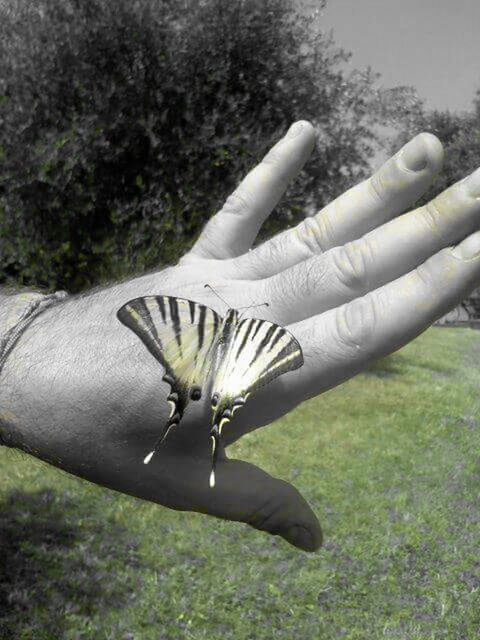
[117,286,303,488]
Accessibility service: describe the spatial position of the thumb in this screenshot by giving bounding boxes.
[208,458,322,552]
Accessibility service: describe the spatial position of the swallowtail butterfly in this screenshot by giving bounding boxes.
[117,287,303,488]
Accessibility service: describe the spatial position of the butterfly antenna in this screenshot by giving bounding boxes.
[237,302,269,311]
[204,284,230,308]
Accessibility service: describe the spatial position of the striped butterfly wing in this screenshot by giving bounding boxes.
[218,318,303,398]
[207,316,303,487]
[212,317,303,425]
[117,295,222,457]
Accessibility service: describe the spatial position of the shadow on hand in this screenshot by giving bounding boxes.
[0,488,142,638]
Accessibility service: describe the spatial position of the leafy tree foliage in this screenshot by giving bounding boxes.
[1,0,384,291]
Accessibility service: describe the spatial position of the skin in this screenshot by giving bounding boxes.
[1,121,480,552]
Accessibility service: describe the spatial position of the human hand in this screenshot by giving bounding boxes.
[4,122,480,551]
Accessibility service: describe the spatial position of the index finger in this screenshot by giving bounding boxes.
[186,121,316,261]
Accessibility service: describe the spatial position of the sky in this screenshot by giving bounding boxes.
[312,0,480,113]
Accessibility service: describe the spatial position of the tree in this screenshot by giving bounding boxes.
[0,0,392,291]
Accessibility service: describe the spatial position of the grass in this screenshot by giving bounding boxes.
[1,326,479,639]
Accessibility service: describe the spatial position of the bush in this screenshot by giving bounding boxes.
[0,0,381,292]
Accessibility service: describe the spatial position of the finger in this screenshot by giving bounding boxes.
[204,458,322,552]
[186,121,316,261]
[231,132,444,279]
[262,166,480,324]
[283,229,480,406]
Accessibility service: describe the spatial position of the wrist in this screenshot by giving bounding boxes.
[0,274,171,474]
[0,288,68,446]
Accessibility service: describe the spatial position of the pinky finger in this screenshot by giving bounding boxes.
[288,230,480,403]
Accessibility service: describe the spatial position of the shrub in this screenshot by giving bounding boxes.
[0,0,381,291]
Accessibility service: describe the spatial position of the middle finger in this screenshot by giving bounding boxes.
[231,133,444,279]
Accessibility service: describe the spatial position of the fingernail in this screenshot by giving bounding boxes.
[400,134,429,171]
[452,230,480,260]
[462,167,480,198]
[287,122,303,139]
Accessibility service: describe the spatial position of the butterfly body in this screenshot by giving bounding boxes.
[117,294,303,487]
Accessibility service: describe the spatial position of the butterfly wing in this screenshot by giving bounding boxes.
[117,295,222,457]
[208,317,303,487]
[214,317,303,404]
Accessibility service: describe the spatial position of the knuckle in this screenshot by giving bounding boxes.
[262,146,282,168]
[368,170,388,204]
[419,200,445,240]
[178,252,202,266]
[331,239,372,295]
[301,256,324,298]
[414,262,441,296]
[263,232,288,270]
[334,294,378,354]
[221,188,252,216]
[272,255,326,322]
[249,480,300,534]
[296,213,334,254]
[282,260,312,301]
[415,251,452,295]
[190,216,223,257]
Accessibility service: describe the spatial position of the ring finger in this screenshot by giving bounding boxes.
[261,166,480,324]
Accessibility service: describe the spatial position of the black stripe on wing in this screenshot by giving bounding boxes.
[250,324,277,366]
[235,317,255,359]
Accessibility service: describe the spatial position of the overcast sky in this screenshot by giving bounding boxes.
[314,0,479,113]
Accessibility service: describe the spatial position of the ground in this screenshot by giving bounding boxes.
[0,327,479,639]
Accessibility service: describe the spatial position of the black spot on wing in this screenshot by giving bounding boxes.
[190,385,202,401]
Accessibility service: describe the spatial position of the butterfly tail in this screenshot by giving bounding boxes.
[143,415,178,464]
[144,381,187,464]
[209,423,221,488]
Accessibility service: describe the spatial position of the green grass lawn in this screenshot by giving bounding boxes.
[1,327,479,639]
